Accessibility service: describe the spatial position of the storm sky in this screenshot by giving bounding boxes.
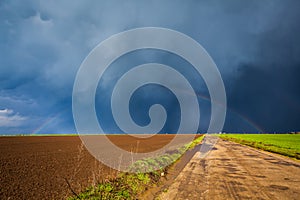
[1,0,300,134]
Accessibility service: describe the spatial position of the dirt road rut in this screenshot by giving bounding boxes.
[158,138,300,200]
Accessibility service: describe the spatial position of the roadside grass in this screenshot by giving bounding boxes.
[68,135,204,200]
[219,134,300,159]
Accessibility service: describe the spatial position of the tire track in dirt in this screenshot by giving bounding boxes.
[210,141,275,200]
[157,139,300,200]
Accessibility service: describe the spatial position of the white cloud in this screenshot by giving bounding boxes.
[0,109,27,127]
[0,109,13,115]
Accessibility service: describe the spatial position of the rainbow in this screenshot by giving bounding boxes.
[31,111,64,134]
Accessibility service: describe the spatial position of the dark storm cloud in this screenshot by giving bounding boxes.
[0,0,299,133]
[222,0,300,132]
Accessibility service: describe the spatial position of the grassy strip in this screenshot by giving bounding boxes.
[68,135,204,200]
[219,134,300,159]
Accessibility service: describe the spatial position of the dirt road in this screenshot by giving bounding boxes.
[158,138,300,200]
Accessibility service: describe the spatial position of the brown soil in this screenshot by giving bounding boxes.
[0,134,190,200]
[157,139,300,200]
[107,134,176,153]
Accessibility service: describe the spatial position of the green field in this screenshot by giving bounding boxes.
[219,134,300,159]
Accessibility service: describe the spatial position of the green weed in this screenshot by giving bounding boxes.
[68,135,204,200]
